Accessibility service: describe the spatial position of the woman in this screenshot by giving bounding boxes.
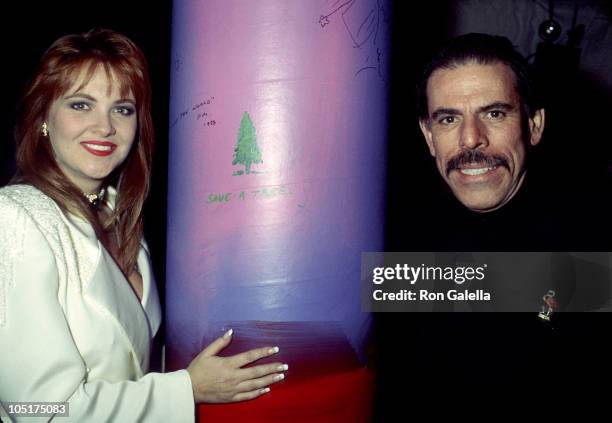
[0,28,286,422]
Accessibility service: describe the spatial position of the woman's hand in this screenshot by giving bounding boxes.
[186,329,288,403]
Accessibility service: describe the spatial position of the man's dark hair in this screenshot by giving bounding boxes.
[417,33,539,122]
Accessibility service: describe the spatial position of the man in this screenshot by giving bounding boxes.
[417,33,545,213]
[406,32,609,251]
[374,34,611,420]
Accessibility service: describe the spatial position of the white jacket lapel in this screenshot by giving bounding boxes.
[85,245,151,376]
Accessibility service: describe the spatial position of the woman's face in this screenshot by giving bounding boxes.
[46,65,137,193]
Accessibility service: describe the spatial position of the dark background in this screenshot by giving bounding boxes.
[2,0,611,420]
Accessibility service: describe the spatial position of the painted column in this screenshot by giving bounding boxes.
[167,1,390,420]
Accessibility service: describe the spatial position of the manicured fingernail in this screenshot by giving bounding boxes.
[269,346,279,354]
[278,364,289,371]
[224,328,233,338]
[274,374,285,381]
[261,387,271,394]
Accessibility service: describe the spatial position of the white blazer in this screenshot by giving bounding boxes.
[0,185,194,422]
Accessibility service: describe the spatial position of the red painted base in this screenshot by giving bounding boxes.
[197,367,374,422]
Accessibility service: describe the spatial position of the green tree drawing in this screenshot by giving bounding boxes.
[232,112,262,175]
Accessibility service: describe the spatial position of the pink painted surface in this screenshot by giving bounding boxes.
[167,1,389,419]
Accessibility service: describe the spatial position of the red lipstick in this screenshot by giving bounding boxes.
[80,141,117,157]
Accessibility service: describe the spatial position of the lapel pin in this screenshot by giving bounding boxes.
[538,290,558,321]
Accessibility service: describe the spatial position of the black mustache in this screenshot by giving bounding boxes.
[446,150,508,176]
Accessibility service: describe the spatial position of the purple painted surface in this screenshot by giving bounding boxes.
[166,0,390,370]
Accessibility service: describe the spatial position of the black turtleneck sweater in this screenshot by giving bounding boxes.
[374,176,611,418]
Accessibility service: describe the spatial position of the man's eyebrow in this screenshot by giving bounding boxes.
[431,108,461,120]
[477,102,515,113]
[430,102,516,120]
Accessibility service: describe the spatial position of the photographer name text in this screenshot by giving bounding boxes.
[373,289,491,302]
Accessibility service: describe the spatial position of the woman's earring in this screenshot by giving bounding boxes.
[41,122,49,137]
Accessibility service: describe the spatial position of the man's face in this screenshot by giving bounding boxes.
[419,62,544,213]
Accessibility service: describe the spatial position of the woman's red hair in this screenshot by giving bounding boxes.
[12,28,154,275]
